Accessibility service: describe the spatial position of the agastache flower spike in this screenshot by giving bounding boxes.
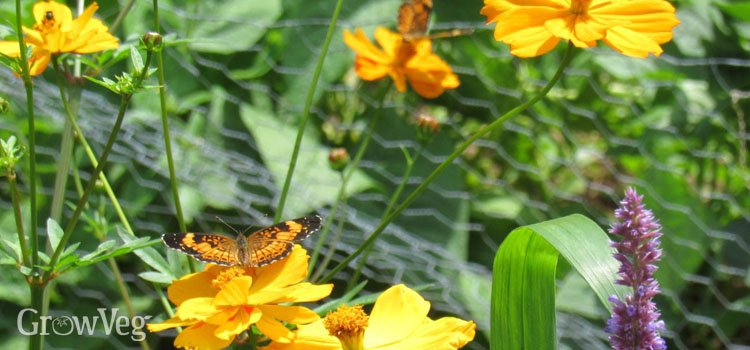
[605,187,667,350]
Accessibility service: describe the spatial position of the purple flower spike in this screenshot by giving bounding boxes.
[605,188,667,350]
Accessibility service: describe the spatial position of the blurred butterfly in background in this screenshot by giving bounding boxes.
[397,0,472,41]
[162,215,322,267]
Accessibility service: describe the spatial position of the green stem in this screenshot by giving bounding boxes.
[274,0,345,223]
[9,173,29,266]
[308,85,389,276]
[155,283,176,318]
[50,57,76,223]
[51,59,136,236]
[109,0,137,33]
[43,93,130,282]
[15,0,42,347]
[15,0,39,275]
[152,0,195,273]
[319,42,576,284]
[310,173,347,281]
[348,144,425,289]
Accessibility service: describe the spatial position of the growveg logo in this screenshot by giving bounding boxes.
[17,308,151,341]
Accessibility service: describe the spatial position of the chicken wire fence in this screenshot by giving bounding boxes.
[0,0,749,349]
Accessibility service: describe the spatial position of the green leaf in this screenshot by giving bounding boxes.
[117,227,172,276]
[138,271,174,284]
[46,218,64,253]
[130,45,144,73]
[79,240,117,262]
[491,214,626,350]
[240,103,374,218]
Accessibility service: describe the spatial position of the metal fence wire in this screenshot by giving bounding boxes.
[0,0,749,349]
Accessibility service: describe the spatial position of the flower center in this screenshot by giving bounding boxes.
[323,305,368,350]
[569,0,592,15]
[392,40,417,68]
[211,266,253,290]
[35,10,60,34]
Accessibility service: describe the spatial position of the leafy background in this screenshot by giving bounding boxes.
[0,0,749,349]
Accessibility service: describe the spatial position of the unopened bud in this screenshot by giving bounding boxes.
[141,32,164,52]
[0,97,8,114]
[416,114,439,144]
[328,147,350,172]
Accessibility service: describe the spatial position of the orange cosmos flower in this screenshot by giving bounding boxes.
[480,0,680,58]
[261,284,476,350]
[147,245,333,350]
[0,1,119,75]
[343,27,459,98]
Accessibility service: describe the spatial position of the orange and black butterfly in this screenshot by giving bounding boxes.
[397,0,471,41]
[162,215,322,267]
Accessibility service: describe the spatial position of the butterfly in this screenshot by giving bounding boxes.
[162,215,322,267]
[397,0,472,41]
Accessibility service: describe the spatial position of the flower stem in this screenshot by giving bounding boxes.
[43,92,130,282]
[51,58,135,236]
[311,173,348,281]
[152,0,195,273]
[15,0,39,275]
[319,42,576,284]
[274,0,345,223]
[348,144,424,289]
[109,0,137,33]
[308,85,389,277]
[8,171,29,266]
[49,58,78,223]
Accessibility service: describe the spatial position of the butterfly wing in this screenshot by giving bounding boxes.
[245,215,322,267]
[398,0,432,38]
[162,233,238,266]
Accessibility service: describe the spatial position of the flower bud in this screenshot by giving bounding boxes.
[328,147,350,172]
[0,97,8,114]
[141,32,164,52]
[416,114,439,144]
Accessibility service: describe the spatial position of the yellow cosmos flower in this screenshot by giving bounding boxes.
[261,284,476,350]
[480,0,680,58]
[0,1,119,75]
[147,245,333,350]
[343,27,459,99]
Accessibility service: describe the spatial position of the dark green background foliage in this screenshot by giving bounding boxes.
[0,0,749,349]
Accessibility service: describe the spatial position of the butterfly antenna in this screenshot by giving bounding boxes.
[240,224,256,236]
[215,216,241,236]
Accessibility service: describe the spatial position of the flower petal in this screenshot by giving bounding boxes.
[28,51,51,76]
[343,28,389,65]
[0,41,22,57]
[147,316,196,333]
[213,276,253,307]
[259,305,320,324]
[257,315,295,343]
[167,266,222,306]
[33,0,73,29]
[364,284,431,347]
[250,245,308,292]
[176,297,220,321]
[174,322,234,350]
[259,320,339,350]
[247,282,333,305]
[213,306,260,340]
[374,27,403,58]
[377,317,476,350]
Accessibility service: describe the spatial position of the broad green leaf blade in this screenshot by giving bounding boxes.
[491,214,626,350]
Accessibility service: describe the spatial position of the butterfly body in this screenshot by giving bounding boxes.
[162,215,322,267]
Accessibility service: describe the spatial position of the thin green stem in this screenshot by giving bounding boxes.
[43,93,130,282]
[15,0,43,347]
[275,0,345,223]
[15,0,39,273]
[348,144,425,289]
[310,173,347,281]
[155,284,176,318]
[308,85,389,276]
[52,59,136,236]
[9,173,29,266]
[319,42,576,284]
[152,0,195,273]
[109,0,137,34]
[50,57,76,223]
